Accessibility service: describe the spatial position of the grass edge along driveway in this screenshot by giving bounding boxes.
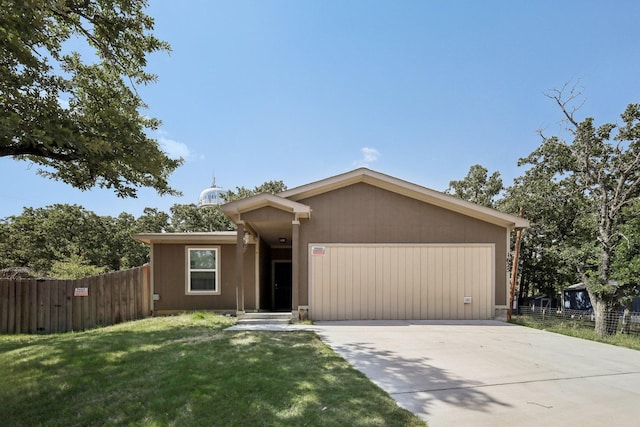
[0,312,425,427]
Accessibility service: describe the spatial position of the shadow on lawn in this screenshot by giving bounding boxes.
[2,319,422,426]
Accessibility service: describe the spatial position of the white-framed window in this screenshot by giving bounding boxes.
[186,247,220,294]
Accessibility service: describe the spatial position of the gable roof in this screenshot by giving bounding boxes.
[279,168,529,230]
[220,192,311,224]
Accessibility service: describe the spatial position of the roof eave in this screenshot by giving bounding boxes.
[134,232,240,245]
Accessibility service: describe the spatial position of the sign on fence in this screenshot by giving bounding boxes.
[74,287,89,297]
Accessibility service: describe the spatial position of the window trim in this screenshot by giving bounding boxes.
[186,246,221,295]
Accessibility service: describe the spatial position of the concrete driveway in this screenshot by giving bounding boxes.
[311,320,640,427]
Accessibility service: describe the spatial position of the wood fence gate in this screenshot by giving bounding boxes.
[0,265,151,334]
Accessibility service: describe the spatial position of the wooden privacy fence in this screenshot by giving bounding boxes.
[0,265,151,334]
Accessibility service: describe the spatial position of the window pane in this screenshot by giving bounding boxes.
[191,271,216,291]
[190,249,216,270]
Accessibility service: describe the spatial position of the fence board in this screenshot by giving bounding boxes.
[142,265,150,316]
[137,268,143,318]
[95,275,103,327]
[8,281,15,334]
[82,280,91,330]
[121,271,129,322]
[50,280,59,334]
[65,281,73,331]
[41,280,52,334]
[89,275,97,329]
[1,281,8,333]
[29,281,38,333]
[113,272,122,324]
[104,274,112,325]
[51,280,67,332]
[127,268,136,321]
[15,281,22,334]
[20,281,30,333]
[61,281,68,332]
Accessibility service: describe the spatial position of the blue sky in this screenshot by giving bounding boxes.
[1,0,639,219]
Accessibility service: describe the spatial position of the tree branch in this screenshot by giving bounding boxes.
[0,145,80,162]
[545,81,586,129]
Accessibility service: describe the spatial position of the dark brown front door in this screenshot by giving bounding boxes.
[273,261,292,311]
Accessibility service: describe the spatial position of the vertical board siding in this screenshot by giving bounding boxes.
[0,265,151,334]
[310,244,494,321]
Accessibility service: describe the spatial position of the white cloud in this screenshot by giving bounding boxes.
[353,147,381,167]
[159,136,191,160]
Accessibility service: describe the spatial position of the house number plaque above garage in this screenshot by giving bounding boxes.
[311,246,326,256]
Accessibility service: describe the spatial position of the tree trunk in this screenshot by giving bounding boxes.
[620,304,632,335]
[592,296,618,336]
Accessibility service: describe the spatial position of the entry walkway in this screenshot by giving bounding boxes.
[311,320,640,427]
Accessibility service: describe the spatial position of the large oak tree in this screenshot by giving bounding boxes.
[521,85,640,336]
[0,0,181,197]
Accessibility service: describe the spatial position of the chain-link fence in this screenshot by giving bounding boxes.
[516,305,640,337]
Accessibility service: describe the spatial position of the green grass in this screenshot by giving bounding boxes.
[0,312,425,426]
[510,315,640,351]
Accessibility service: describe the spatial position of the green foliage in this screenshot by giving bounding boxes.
[0,0,181,197]
[169,203,234,233]
[107,208,170,269]
[0,203,170,276]
[612,199,640,287]
[222,180,288,202]
[446,164,503,208]
[0,204,113,274]
[49,254,106,279]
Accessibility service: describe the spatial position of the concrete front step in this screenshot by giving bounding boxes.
[237,312,292,325]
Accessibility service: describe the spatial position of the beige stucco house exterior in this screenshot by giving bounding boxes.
[135,168,528,320]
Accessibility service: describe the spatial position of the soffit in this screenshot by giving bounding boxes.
[134,232,245,245]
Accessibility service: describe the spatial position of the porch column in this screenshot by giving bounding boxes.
[291,220,300,316]
[236,222,245,314]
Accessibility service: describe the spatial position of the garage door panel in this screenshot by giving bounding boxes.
[421,248,431,319]
[411,249,421,319]
[310,244,494,321]
[396,247,406,319]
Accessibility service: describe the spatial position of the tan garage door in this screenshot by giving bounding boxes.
[309,244,494,320]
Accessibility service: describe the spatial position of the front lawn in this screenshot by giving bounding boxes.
[0,312,425,426]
